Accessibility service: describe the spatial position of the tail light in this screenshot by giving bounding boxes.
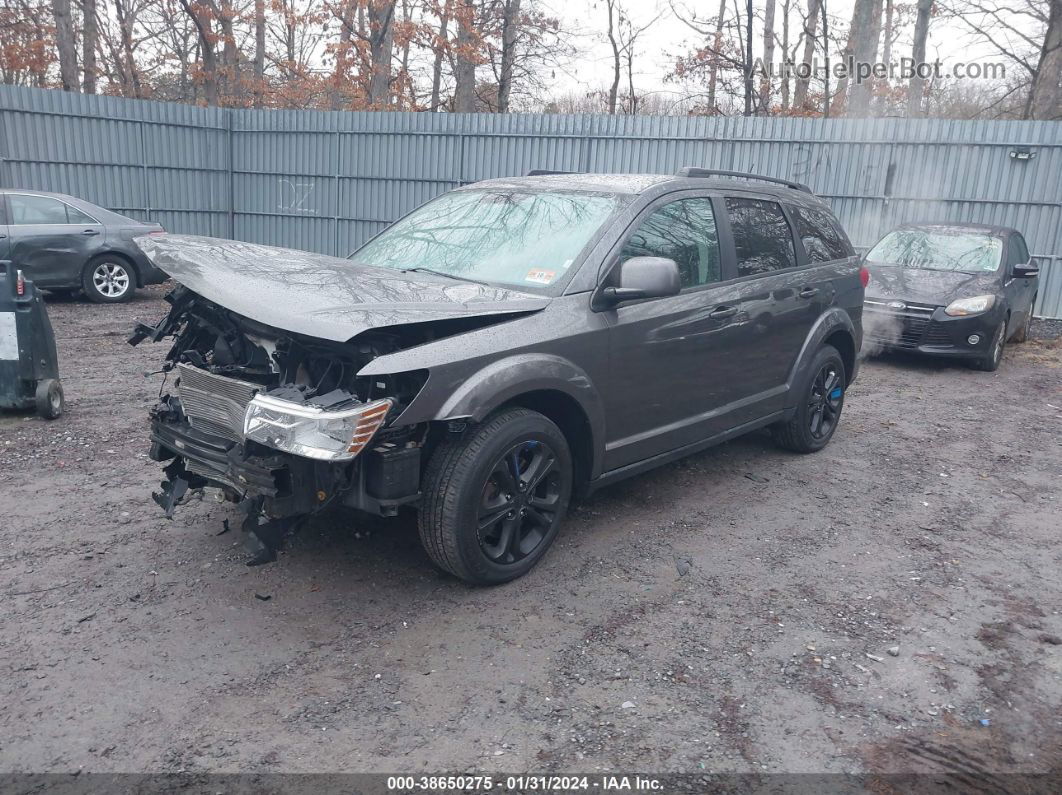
[148,228,166,236]
[859,266,870,288]
[15,269,25,296]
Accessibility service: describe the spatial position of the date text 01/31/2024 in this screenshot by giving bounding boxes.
[386,775,664,791]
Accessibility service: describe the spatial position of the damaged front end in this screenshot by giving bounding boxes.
[131,286,427,563]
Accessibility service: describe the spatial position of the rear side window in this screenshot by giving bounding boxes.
[620,197,721,289]
[790,203,852,262]
[10,194,71,225]
[65,204,98,225]
[725,197,797,276]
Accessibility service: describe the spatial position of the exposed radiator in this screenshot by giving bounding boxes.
[176,363,261,440]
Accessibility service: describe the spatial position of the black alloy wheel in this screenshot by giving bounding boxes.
[772,344,846,453]
[478,440,563,564]
[808,363,843,441]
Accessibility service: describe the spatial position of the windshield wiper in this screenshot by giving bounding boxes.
[401,267,488,286]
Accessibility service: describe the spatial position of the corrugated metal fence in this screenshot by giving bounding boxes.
[2,84,1060,317]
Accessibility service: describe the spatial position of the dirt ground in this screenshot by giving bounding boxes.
[1,285,1060,779]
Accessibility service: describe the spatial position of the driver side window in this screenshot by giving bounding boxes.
[619,198,720,289]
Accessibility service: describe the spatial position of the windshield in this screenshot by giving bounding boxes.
[350,190,622,289]
[866,229,1003,273]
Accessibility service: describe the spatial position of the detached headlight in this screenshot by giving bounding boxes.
[944,295,995,317]
[243,395,393,461]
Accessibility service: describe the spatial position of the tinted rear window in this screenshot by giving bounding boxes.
[790,203,852,262]
[725,197,797,276]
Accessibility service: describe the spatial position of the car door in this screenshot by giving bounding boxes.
[716,195,823,404]
[1005,233,1037,325]
[599,193,756,471]
[7,193,105,288]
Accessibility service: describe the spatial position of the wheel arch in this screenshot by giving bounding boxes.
[784,308,858,414]
[87,250,142,286]
[499,389,595,490]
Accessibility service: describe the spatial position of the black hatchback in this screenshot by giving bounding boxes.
[862,223,1039,371]
[0,189,169,303]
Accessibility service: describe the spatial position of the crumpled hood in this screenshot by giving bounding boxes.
[135,234,550,342]
[865,263,1000,306]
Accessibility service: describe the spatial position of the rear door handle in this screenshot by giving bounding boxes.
[709,305,739,319]
[81,229,100,236]
[799,287,820,299]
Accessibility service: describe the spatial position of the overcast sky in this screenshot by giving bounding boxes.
[537,0,1016,104]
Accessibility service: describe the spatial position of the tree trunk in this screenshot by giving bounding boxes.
[780,0,790,109]
[793,0,819,110]
[81,0,97,93]
[179,0,218,105]
[114,0,142,97]
[453,0,477,112]
[836,0,882,115]
[906,0,932,117]
[50,0,78,91]
[708,0,727,112]
[429,1,450,111]
[367,0,396,107]
[254,0,265,106]
[497,0,521,113]
[606,0,620,114]
[847,0,882,115]
[1027,0,1062,119]
[743,0,753,116]
[876,0,893,113]
[759,0,776,112]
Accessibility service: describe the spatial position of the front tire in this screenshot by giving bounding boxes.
[1011,301,1034,344]
[971,320,1006,371]
[83,257,135,303]
[419,408,573,585]
[772,345,846,454]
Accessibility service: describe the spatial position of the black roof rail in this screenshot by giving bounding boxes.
[676,167,812,193]
[526,169,578,176]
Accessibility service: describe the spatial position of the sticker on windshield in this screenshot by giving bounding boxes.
[525,268,556,285]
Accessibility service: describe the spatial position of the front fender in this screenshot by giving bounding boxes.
[784,308,858,412]
[391,353,607,476]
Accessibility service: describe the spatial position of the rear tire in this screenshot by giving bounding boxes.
[419,408,573,585]
[83,256,135,303]
[971,320,1005,371]
[35,379,64,420]
[772,345,846,454]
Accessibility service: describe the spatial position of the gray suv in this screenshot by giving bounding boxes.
[131,169,865,584]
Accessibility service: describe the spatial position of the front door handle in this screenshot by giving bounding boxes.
[81,229,100,236]
[709,305,739,319]
[799,287,820,299]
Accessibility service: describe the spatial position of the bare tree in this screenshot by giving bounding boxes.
[254,0,265,105]
[453,0,477,111]
[760,0,776,109]
[1028,0,1061,117]
[496,0,521,111]
[50,0,79,90]
[367,0,396,106]
[81,0,99,92]
[907,0,932,115]
[429,0,451,110]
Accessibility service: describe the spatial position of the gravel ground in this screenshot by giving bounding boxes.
[1,287,1060,777]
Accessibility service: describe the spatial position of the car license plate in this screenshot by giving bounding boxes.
[0,312,18,360]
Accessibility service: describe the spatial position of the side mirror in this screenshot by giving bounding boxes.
[1013,260,1039,278]
[599,257,681,308]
